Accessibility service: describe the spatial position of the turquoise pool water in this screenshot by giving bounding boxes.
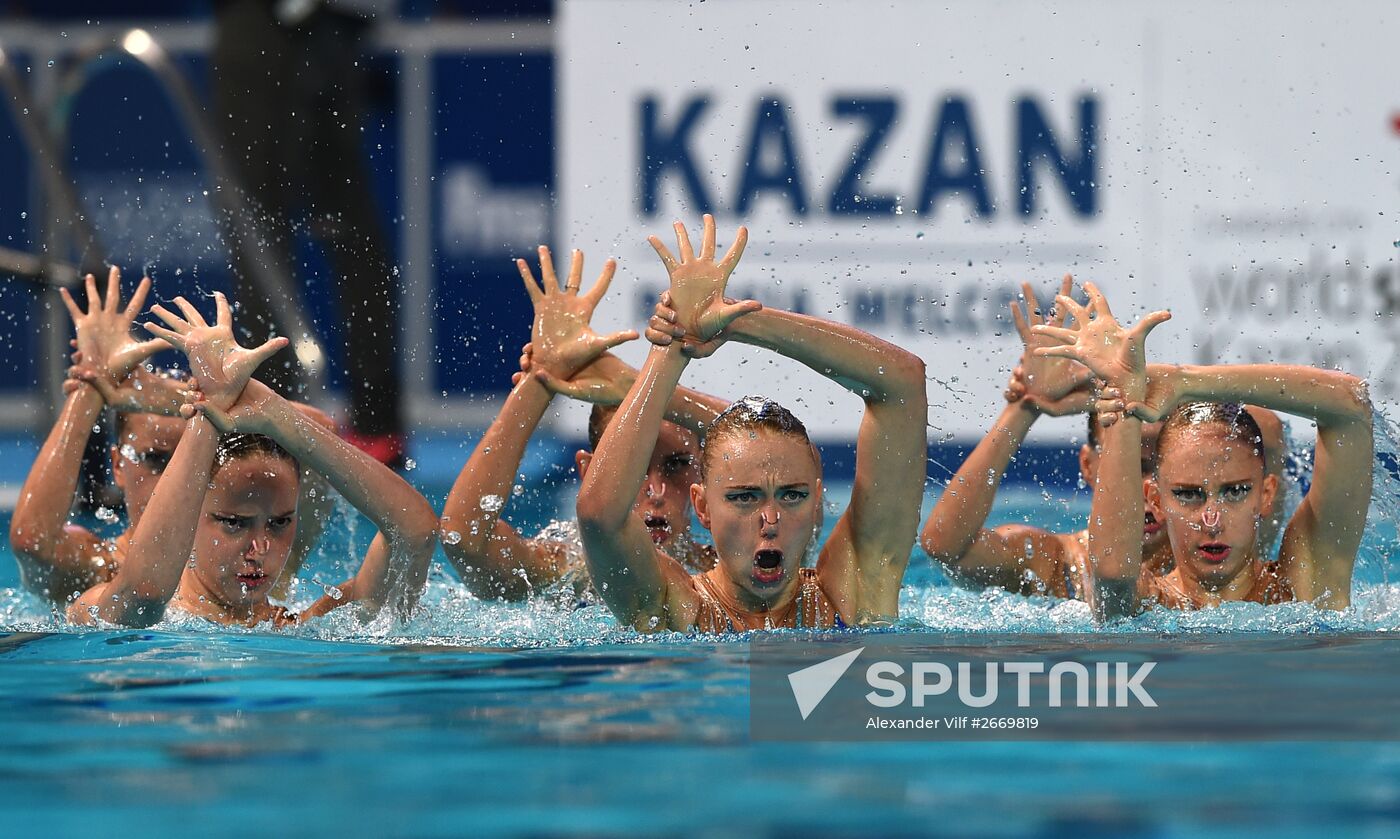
[3,483,1400,836]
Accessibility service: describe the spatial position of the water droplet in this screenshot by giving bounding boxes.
[443,530,462,546]
[480,494,504,513]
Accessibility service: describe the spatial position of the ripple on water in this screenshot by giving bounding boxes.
[4,575,1400,645]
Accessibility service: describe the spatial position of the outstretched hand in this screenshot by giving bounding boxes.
[1007,274,1095,413]
[59,267,167,384]
[647,214,759,352]
[513,340,634,406]
[518,246,637,380]
[144,292,287,411]
[1030,282,1170,406]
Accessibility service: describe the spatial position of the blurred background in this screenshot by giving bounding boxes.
[0,0,1396,496]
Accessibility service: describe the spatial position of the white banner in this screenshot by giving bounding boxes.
[559,0,1399,441]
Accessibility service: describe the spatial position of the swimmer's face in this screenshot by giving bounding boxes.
[1149,425,1276,590]
[111,412,188,526]
[692,429,822,608]
[634,421,701,549]
[187,453,299,612]
[577,421,700,554]
[1082,421,1166,550]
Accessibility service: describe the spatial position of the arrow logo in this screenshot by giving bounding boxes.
[787,647,864,720]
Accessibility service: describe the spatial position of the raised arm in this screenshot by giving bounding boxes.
[1033,283,1171,620]
[62,361,335,600]
[438,247,635,598]
[66,363,187,416]
[531,350,730,435]
[11,268,165,603]
[576,216,754,630]
[922,277,1095,590]
[68,292,285,626]
[718,289,927,621]
[647,253,926,618]
[1120,363,1371,607]
[197,380,438,620]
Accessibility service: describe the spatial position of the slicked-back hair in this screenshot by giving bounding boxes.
[700,396,820,480]
[214,433,299,476]
[1155,401,1265,476]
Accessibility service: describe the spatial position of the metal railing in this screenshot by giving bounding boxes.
[0,28,328,420]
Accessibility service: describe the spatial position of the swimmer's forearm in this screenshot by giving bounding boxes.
[440,376,553,561]
[107,415,220,625]
[572,353,724,433]
[577,344,686,622]
[922,402,1037,562]
[109,369,186,416]
[668,386,729,433]
[11,384,105,557]
[260,397,436,614]
[578,344,689,531]
[1087,416,1144,620]
[1170,364,1371,428]
[727,308,925,402]
[261,395,438,554]
[272,402,337,597]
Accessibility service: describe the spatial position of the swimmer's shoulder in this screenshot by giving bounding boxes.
[1001,525,1087,598]
[1142,568,1194,610]
[1245,561,1294,606]
[61,533,131,622]
[687,543,719,573]
[19,523,123,606]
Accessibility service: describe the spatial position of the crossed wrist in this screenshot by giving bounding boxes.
[1111,375,1149,406]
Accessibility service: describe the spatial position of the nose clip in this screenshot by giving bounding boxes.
[760,509,781,527]
[248,537,271,556]
[1201,508,1221,529]
[645,479,667,500]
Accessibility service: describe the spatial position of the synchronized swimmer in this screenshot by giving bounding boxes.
[7,216,1378,631]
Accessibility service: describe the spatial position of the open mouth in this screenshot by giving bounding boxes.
[1142,514,1162,538]
[236,570,268,589]
[1196,543,1231,564]
[752,549,785,584]
[643,514,672,545]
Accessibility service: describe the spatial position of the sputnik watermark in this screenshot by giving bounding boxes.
[787,647,1155,722]
[864,659,1156,709]
[749,634,1400,742]
[787,647,864,720]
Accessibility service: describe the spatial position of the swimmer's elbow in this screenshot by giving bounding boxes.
[877,353,927,403]
[9,518,42,559]
[919,529,961,569]
[1343,376,1373,423]
[576,489,627,534]
[390,503,439,561]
